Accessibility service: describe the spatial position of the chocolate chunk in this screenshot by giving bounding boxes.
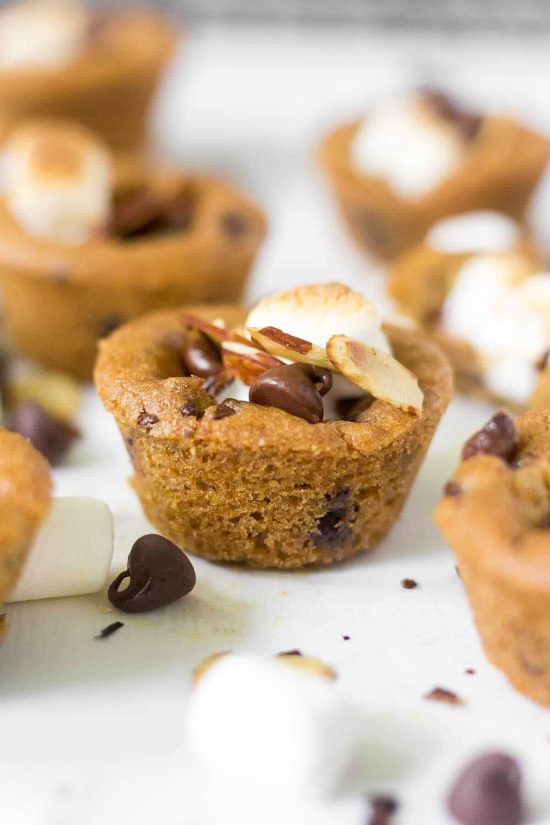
[368,795,399,825]
[249,363,330,424]
[311,488,351,548]
[212,401,237,420]
[181,329,223,380]
[447,752,523,825]
[108,534,196,614]
[444,480,463,497]
[180,398,203,418]
[95,621,124,639]
[137,410,159,428]
[425,686,463,705]
[220,212,248,237]
[420,87,482,140]
[401,578,418,589]
[6,401,79,466]
[462,411,518,463]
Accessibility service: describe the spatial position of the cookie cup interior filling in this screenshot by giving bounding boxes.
[95,305,452,569]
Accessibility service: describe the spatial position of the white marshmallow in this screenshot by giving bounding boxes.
[7,497,114,602]
[2,122,112,244]
[0,1,89,70]
[442,255,550,404]
[351,96,465,199]
[188,653,360,795]
[426,210,521,255]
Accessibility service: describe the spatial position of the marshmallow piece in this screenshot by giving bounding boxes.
[426,211,521,255]
[7,497,114,602]
[351,96,465,199]
[2,121,112,244]
[188,652,360,794]
[0,1,89,70]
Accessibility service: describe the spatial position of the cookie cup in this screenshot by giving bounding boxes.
[0,10,177,151]
[0,429,51,637]
[435,410,550,707]
[95,306,453,569]
[0,170,266,380]
[318,117,550,262]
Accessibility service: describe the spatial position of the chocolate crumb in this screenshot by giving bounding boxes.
[368,794,399,825]
[137,410,159,428]
[425,686,464,705]
[95,621,124,639]
[342,635,351,641]
[277,649,302,657]
[212,401,237,420]
[401,578,418,589]
[465,668,476,675]
[444,480,463,497]
[462,411,518,463]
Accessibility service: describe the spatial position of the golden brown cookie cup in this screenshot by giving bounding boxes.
[0,10,177,152]
[318,117,550,262]
[435,410,550,707]
[388,246,548,408]
[0,172,266,380]
[0,429,51,637]
[95,306,453,570]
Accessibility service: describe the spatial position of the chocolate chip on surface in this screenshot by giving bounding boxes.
[212,401,237,420]
[311,488,352,548]
[95,621,124,639]
[108,534,196,614]
[109,187,165,239]
[425,686,464,705]
[462,411,518,463]
[401,578,418,589]
[447,752,523,825]
[137,410,159,428]
[6,401,78,466]
[444,480,463,497]
[368,795,399,825]
[180,398,204,418]
[181,329,223,379]
[249,363,328,424]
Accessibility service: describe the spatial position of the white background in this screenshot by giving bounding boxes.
[2,26,550,824]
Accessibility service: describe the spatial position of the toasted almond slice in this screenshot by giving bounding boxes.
[222,341,283,385]
[180,314,250,347]
[248,326,332,370]
[277,653,337,681]
[326,335,424,415]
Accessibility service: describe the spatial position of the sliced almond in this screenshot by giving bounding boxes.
[180,314,250,347]
[248,326,332,370]
[222,341,283,385]
[277,653,337,681]
[326,335,423,415]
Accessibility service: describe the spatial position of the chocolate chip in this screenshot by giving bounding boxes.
[212,401,237,420]
[447,752,523,825]
[108,534,196,614]
[95,621,124,639]
[180,398,203,418]
[401,578,418,589]
[109,188,166,239]
[249,363,330,424]
[181,329,223,380]
[425,686,464,705]
[137,410,159,428]
[444,480,463,497]
[420,87,482,140]
[6,401,79,466]
[311,488,352,548]
[462,411,518,463]
[220,212,248,237]
[368,795,399,825]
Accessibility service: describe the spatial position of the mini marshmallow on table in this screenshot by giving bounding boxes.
[1,120,112,245]
[188,652,362,796]
[7,497,114,602]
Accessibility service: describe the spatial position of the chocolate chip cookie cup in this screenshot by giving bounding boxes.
[318,90,550,262]
[436,410,550,708]
[0,5,177,151]
[0,428,51,638]
[96,284,452,569]
[0,122,266,380]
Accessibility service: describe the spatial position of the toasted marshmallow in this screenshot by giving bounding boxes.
[426,211,521,255]
[7,497,114,602]
[2,121,112,244]
[0,1,89,70]
[442,254,549,404]
[351,95,466,199]
[188,652,360,795]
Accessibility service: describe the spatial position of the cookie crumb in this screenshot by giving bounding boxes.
[401,578,418,589]
[425,686,464,705]
[95,621,124,639]
[277,649,302,657]
[342,634,351,641]
[465,668,476,675]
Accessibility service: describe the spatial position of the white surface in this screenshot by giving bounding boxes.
[2,24,550,825]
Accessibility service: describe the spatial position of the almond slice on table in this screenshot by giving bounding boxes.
[326,335,424,415]
[248,326,333,370]
[222,340,283,385]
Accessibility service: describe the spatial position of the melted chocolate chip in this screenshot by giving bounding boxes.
[95,621,124,639]
[447,752,523,825]
[181,330,223,380]
[420,87,482,140]
[249,363,331,424]
[220,212,248,237]
[6,402,79,466]
[311,488,352,548]
[108,534,196,614]
[462,411,518,463]
[368,795,399,825]
[401,578,418,589]
[137,410,159,428]
[212,401,238,420]
[444,480,463,497]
